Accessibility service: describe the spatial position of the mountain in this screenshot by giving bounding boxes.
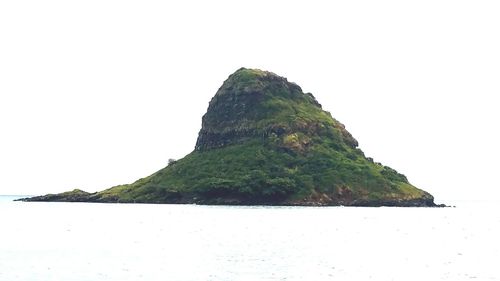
[22,68,437,206]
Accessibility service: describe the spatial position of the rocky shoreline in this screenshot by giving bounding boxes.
[18,189,446,207]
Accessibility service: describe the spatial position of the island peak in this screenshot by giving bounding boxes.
[23,68,437,207]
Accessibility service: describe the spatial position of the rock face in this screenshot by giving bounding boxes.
[22,68,437,206]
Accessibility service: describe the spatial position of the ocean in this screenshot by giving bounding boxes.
[0,196,498,281]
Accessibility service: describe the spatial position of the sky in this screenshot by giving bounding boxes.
[0,0,499,202]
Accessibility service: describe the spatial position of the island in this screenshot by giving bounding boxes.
[21,68,439,206]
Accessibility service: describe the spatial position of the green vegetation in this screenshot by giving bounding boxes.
[24,67,435,206]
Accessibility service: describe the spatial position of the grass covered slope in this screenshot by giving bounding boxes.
[24,68,436,206]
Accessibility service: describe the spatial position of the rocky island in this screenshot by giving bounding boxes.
[22,68,438,206]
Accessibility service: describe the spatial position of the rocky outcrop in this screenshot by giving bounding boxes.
[195,68,358,151]
[22,189,91,202]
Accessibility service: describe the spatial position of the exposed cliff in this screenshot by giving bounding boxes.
[22,68,437,206]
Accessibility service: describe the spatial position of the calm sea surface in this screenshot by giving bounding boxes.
[0,196,499,281]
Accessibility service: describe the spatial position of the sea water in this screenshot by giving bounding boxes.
[0,196,499,281]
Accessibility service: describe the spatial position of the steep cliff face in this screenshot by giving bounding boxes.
[196,68,358,151]
[23,68,436,206]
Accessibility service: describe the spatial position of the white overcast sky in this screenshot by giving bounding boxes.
[1,0,499,202]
